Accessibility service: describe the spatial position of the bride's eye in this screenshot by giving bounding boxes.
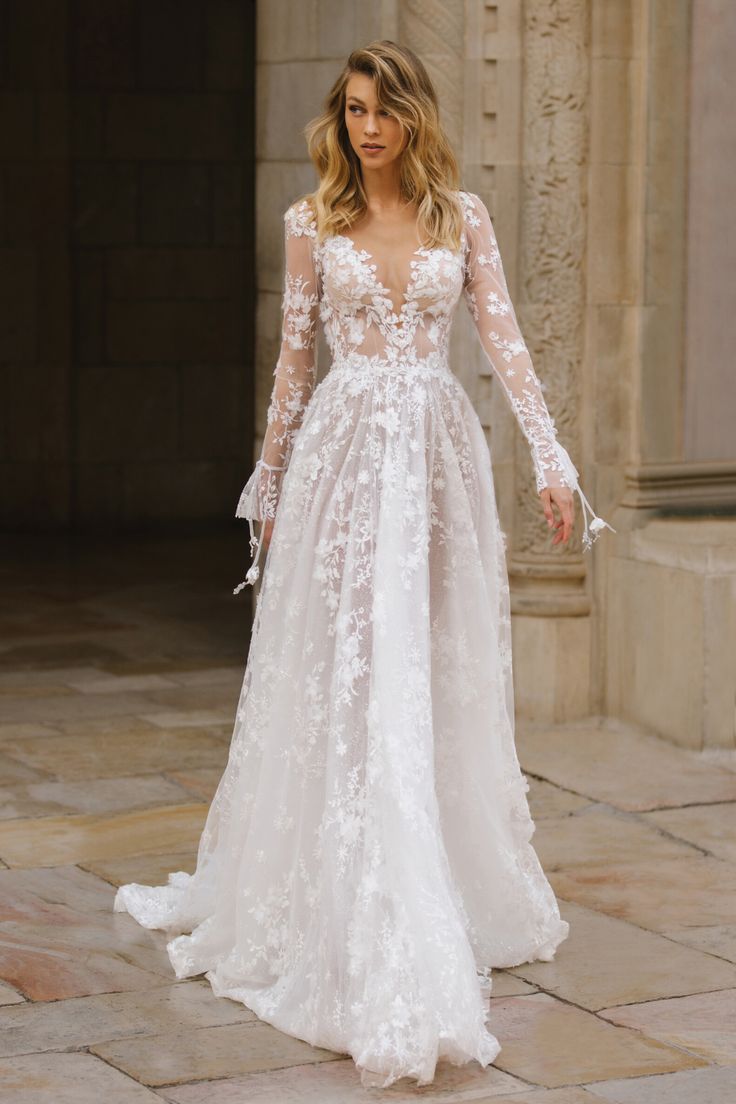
[347,105,392,117]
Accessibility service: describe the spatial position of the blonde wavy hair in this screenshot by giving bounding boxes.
[294,40,465,252]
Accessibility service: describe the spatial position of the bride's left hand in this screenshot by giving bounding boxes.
[540,486,575,547]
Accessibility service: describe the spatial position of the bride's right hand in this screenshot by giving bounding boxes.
[540,486,574,547]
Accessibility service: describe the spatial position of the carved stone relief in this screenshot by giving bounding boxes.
[515,0,590,557]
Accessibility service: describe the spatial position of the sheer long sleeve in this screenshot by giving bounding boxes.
[461,191,614,551]
[234,200,320,591]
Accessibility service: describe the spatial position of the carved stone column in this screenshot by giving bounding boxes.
[461,0,596,720]
[507,0,592,617]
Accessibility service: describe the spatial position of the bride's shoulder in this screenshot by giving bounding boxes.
[455,189,484,225]
[284,194,318,239]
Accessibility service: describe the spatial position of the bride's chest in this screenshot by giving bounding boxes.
[316,234,466,317]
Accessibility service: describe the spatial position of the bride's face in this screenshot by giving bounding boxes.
[344,73,407,169]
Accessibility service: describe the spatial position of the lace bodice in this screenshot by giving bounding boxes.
[235,190,614,588]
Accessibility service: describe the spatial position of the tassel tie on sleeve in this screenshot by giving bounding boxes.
[551,441,616,552]
[232,460,285,595]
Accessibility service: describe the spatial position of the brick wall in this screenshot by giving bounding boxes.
[0,0,256,528]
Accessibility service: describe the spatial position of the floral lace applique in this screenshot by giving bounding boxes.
[234,190,614,594]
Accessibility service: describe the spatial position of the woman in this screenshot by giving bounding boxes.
[114,40,614,1090]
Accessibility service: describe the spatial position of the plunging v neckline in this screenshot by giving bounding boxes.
[333,233,430,320]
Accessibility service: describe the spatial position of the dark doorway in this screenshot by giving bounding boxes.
[1,0,256,532]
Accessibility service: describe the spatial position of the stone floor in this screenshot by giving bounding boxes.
[1,532,735,1103]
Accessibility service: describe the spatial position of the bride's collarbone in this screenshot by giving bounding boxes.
[343,212,426,259]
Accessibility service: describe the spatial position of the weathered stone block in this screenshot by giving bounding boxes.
[70,92,105,158]
[71,0,136,90]
[106,94,244,161]
[138,1,202,90]
[106,300,241,363]
[139,164,210,245]
[0,93,36,160]
[256,60,338,162]
[0,247,37,360]
[76,366,178,462]
[212,165,246,245]
[108,248,238,301]
[607,519,736,749]
[74,249,104,364]
[73,162,137,245]
[177,364,241,461]
[205,0,249,90]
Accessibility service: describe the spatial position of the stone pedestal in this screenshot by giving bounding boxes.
[512,608,593,724]
[606,519,736,750]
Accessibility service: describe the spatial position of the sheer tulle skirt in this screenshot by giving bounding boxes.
[114,361,569,1089]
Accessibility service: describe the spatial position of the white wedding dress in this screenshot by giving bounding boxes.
[114,190,614,1089]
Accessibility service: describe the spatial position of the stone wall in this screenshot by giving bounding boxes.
[684,0,736,462]
[0,0,256,528]
[0,0,72,526]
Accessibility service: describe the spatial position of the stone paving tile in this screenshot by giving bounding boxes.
[51,715,230,742]
[0,979,255,1057]
[0,722,61,741]
[526,777,593,820]
[160,1075,599,1104]
[3,861,176,994]
[641,802,736,864]
[701,749,736,775]
[0,1050,163,1102]
[5,726,227,781]
[0,667,108,690]
[0,750,51,785]
[659,923,736,964]
[486,993,706,1088]
[0,864,117,920]
[489,973,538,998]
[90,1021,344,1085]
[517,723,736,811]
[0,981,24,1005]
[165,666,243,688]
[0,774,194,819]
[0,876,202,997]
[0,684,78,698]
[140,685,239,710]
[82,850,198,888]
[65,673,180,694]
[0,690,181,725]
[0,916,170,1000]
[584,1065,736,1103]
[157,1056,530,1102]
[550,856,736,931]
[532,810,699,871]
[0,641,128,670]
[141,709,233,728]
[476,1092,599,1104]
[506,899,736,1010]
[164,768,224,801]
[598,987,736,1065]
[0,804,208,868]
